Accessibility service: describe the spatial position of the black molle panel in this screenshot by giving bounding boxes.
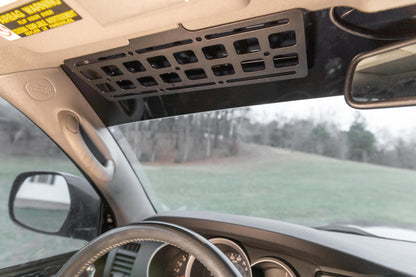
[64,9,307,101]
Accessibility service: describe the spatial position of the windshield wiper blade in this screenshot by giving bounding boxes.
[316,224,378,237]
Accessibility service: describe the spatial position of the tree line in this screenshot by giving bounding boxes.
[119,109,416,170]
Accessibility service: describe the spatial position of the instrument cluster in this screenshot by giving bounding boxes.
[148,237,296,277]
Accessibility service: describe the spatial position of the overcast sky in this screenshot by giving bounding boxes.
[249,95,416,145]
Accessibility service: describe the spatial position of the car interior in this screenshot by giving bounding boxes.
[1,0,416,276]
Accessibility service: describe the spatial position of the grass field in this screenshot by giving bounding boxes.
[1,145,416,268]
[143,143,416,228]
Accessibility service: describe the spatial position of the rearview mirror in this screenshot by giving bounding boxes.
[9,171,102,240]
[345,38,416,109]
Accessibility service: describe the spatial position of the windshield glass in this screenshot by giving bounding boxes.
[112,96,416,239]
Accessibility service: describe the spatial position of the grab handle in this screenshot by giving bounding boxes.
[59,111,114,182]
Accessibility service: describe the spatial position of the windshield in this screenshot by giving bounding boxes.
[112,96,416,238]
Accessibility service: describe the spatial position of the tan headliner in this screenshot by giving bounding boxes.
[0,0,415,74]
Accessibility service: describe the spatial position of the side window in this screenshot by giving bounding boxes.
[0,97,86,268]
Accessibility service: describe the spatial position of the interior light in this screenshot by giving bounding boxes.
[0,0,19,8]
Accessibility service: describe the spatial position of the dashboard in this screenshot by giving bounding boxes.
[99,211,416,277]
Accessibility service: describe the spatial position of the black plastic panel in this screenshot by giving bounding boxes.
[64,9,308,101]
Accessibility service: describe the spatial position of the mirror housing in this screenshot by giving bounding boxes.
[345,38,416,109]
[9,171,102,241]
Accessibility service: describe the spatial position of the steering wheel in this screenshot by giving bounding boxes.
[57,221,243,277]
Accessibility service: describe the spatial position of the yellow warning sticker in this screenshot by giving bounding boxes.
[0,0,81,40]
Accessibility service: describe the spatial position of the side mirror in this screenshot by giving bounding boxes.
[345,38,416,109]
[9,171,102,241]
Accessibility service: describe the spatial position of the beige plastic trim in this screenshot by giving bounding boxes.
[0,0,415,75]
[0,67,155,224]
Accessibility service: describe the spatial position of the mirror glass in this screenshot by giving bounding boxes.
[351,43,416,104]
[13,174,71,233]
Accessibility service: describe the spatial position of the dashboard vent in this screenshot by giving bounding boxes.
[64,9,308,101]
[110,251,135,276]
[105,243,140,277]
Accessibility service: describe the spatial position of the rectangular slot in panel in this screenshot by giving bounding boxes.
[205,19,289,40]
